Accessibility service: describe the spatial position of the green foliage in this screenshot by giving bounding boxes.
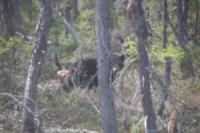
[38,88,101,131]
[20,0,39,32]
[123,37,137,58]
[184,44,200,90]
[186,45,200,67]
[0,36,31,65]
[0,37,31,106]
[75,9,95,45]
[150,44,184,62]
[194,82,200,91]
[129,115,144,133]
[122,34,184,62]
[49,15,64,37]
[0,37,30,55]
[56,39,78,57]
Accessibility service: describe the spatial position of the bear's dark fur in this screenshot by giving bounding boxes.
[60,55,125,92]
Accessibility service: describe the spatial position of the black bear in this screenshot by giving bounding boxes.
[57,54,125,92]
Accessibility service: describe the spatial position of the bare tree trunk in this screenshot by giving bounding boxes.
[22,0,52,133]
[176,0,194,79]
[156,0,163,21]
[163,0,168,49]
[70,0,79,20]
[1,0,15,39]
[176,0,188,46]
[182,0,189,28]
[195,0,199,40]
[1,0,21,38]
[128,0,157,132]
[157,0,172,117]
[11,0,21,26]
[95,0,118,133]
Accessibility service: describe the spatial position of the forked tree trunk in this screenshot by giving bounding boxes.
[128,0,157,132]
[22,0,52,133]
[95,0,118,133]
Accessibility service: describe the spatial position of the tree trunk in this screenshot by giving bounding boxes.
[176,0,188,46]
[195,0,199,40]
[157,0,172,117]
[128,0,157,132]
[182,0,189,27]
[11,0,21,26]
[70,0,79,20]
[156,0,163,21]
[163,0,168,49]
[1,0,15,39]
[22,0,52,133]
[176,0,194,79]
[95,0,118,133]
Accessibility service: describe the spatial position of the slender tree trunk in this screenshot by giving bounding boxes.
[70,0,79,20]
[156,0,163,21]
[11,0,21,26]
[128,0,157,132]
[195,0,199,40]
[95,0,118,133]
[1,0,15,39]
[176,0,188,46]
[157,0,172,117]
[1,0,21,38]
[22,0,52,133]
[163,0,168,49]
[176,0,194,79]
[164,58,171,97]
[182,0,189,27]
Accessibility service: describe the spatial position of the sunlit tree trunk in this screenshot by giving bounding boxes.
[128,0,157,132]
[22,0,52,133]
[95,0,118,133]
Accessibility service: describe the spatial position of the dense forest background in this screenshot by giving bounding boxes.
[0,0,200,133]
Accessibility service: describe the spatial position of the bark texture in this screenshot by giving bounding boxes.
[22,0,52,133]
[128,0,157,132]
[95,0,118,133]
